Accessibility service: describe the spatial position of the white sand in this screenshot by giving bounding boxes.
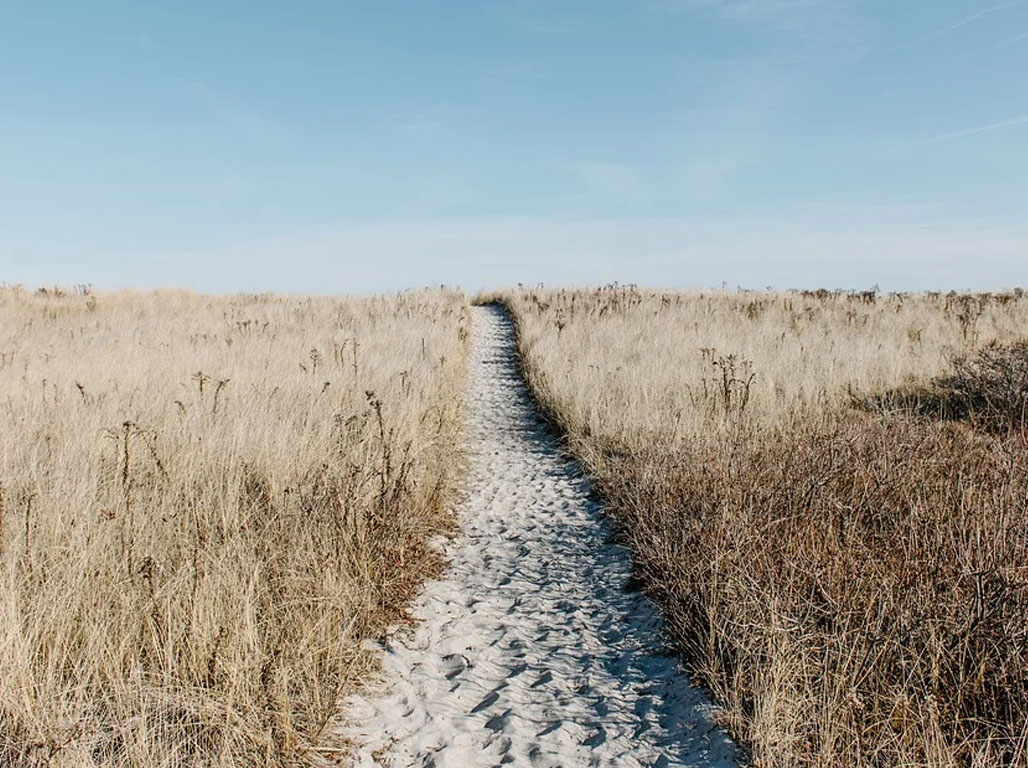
[341,305,740,767]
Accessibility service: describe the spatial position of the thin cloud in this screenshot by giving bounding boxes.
[913,0,1026,45]
[136,31,157,52]
[657,0,842,28]
[902,114,1028,149]
[395,104,461,137]
[474,63,542,91]
[184,81,284,145]
[654,0,864,53]
[994,30,1028,48]
[661,0,823,20]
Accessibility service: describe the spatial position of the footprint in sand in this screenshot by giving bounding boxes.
[341,305,741,768]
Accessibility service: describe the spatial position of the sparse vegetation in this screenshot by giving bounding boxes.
[0,287,468,767]
[505,286,1028,768]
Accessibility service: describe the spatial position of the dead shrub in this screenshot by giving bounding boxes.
[507,287,1028,768]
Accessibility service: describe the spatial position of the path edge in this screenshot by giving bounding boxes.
[480,298,753,767]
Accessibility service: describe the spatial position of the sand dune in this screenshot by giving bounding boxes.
[341,305,740,767]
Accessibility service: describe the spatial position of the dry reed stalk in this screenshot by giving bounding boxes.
[0,287,469,767]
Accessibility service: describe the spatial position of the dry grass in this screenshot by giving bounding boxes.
[0,286,468,767]
[504,286,1028,768]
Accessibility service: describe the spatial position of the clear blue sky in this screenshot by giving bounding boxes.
[2,1,1026,293]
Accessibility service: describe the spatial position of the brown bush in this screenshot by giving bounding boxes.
[597,417,1028,767]
[861,340,1028,435]
[506,287,1028,767]
[938,341,1028,433]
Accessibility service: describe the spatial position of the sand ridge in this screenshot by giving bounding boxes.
[341,305,740,767]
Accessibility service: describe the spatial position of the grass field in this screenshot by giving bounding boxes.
[5,283,1027,767]
[505,286,1028,768]
[0,287,468,767]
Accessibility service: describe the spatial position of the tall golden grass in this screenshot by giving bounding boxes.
[505,286,1028,768]
[0,286,468,767]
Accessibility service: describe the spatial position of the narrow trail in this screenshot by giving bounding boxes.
[342,305,739,767]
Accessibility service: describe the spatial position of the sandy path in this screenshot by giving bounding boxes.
[342,305,739,767]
